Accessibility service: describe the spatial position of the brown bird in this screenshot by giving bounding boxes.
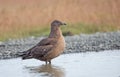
[21,20,66,64]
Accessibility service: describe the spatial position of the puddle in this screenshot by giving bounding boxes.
[0,50,120,77]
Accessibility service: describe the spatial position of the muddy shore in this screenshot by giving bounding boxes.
[0,31,120,59]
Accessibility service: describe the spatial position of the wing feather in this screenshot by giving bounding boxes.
[37,38,57,46]
[30,45,53,57]
[23,37,57,59]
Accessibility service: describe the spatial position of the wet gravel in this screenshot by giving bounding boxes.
[0,31,120,59]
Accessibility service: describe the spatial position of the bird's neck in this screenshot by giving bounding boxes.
[49,26,62,38]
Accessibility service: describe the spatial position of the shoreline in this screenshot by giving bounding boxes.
[0,31,120,59]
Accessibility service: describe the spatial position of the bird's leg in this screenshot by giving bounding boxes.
[49,60,51,64]
[45,61,48,64]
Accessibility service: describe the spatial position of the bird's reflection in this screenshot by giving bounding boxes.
[25,64,65,77]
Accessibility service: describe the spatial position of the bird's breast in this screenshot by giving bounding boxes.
[44,36,65,60]
[54,35,65,54]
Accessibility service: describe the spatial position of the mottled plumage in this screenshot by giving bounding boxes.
[21,20,66,64]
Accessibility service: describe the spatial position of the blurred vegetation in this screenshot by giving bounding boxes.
[62,23,120,35]
[0,23,119,41]
[0,0,120,41]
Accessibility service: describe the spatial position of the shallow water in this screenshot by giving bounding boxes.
[0,50,120,77]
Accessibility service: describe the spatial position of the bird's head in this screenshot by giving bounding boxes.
[51,20,66,27]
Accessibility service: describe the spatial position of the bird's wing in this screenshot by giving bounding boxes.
[24,38,57,58]
[25,38,57,53]
[37,38,57,46]
[30,45,53,57]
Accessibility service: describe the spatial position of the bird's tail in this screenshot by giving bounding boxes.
[22,54,33,60]
[17,51,32,60]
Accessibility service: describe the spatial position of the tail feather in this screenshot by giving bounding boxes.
[17,51,32,60]
[22,54,33,60]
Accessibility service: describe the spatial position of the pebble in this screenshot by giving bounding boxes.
[0,31,120,59]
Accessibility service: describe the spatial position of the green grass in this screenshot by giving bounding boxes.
[0,25,50,41]
[0,23,119,41]
[62,23,120,35]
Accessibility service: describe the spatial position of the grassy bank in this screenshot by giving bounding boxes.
[0,23,119,41]
[0,0,120,41]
